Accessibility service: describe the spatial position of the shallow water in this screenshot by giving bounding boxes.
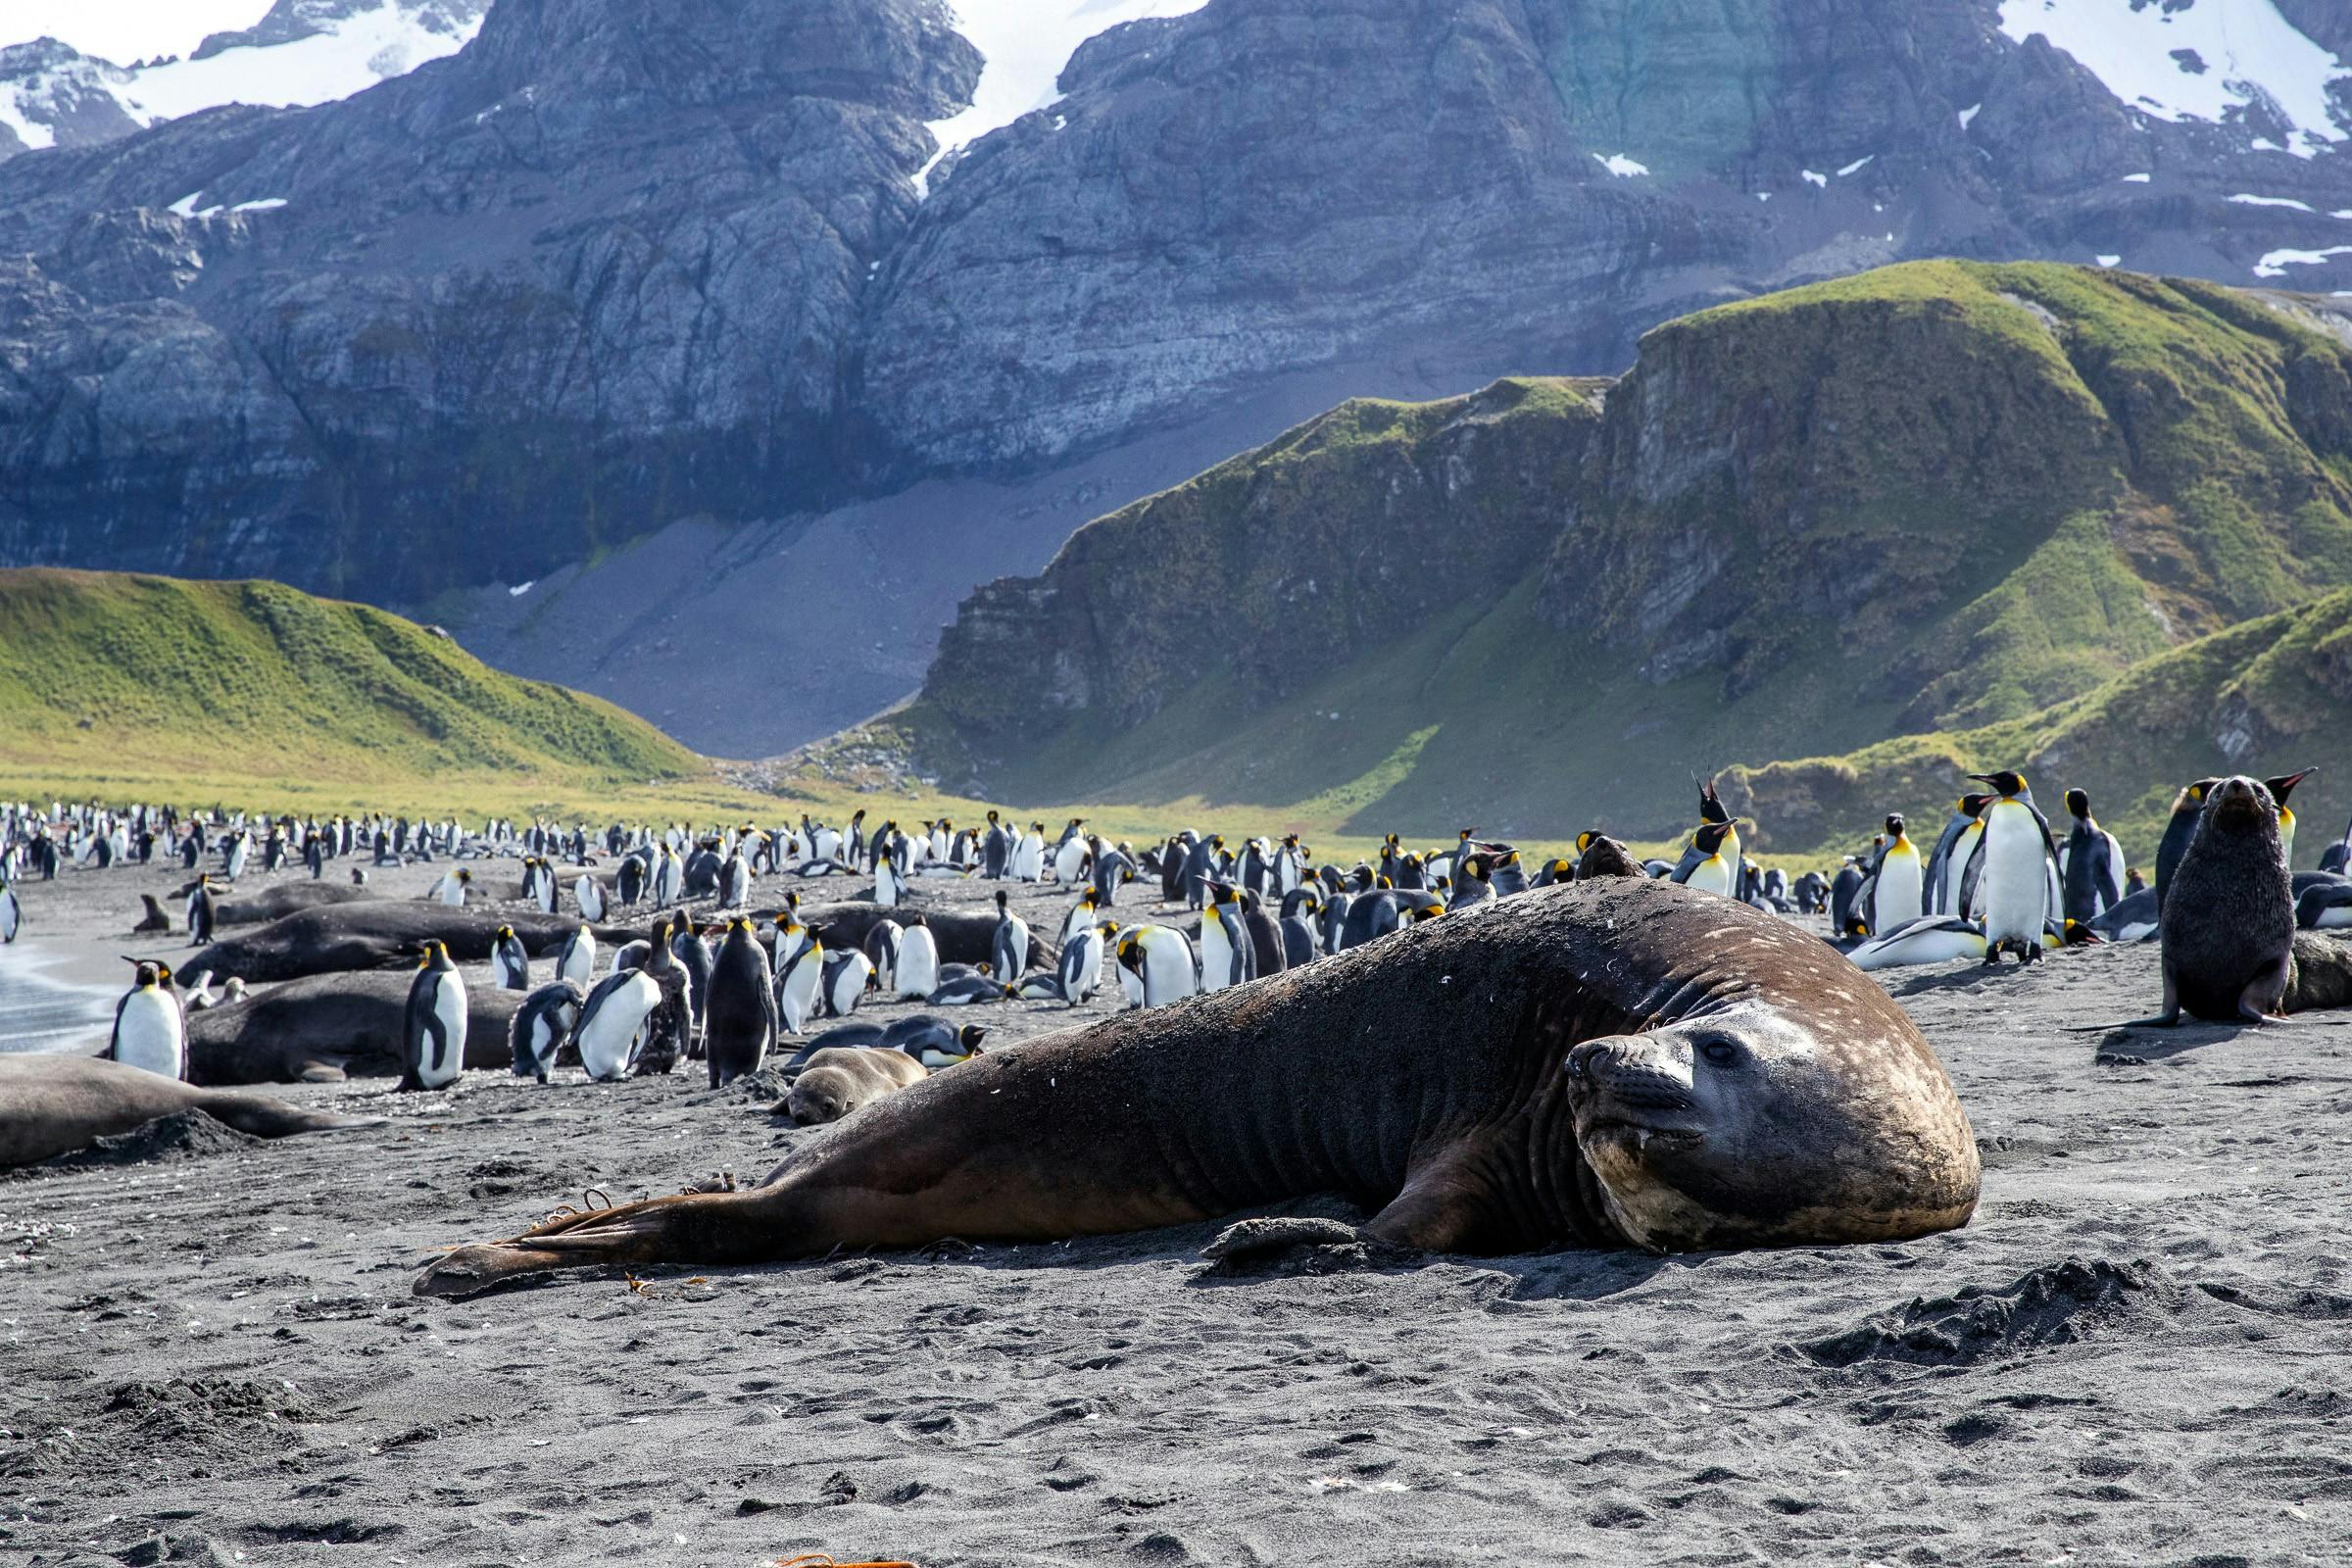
[0,946,115,1054]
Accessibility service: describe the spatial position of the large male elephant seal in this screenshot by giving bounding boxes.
[1,1055,384,1168]
[186,905,640,984]
[416,879,1981,1298]
[187,973,529,1085]
[193,880,377,928]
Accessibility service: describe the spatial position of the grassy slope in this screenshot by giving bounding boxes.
[859,262,2352,860]
[0,568,713,818]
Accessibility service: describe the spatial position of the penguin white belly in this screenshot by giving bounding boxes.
[896,930,940,1001]
[1060,931,1102,1002]
[875,865,902,907]
[561,934,596,987]
[2312,905,2352,931]
[0,890,18,943]
[417,974,468,1089]
[579,973,661,1081]
[1684,856,1734,898]
[828,955,873,1015]
[1199,919,1236,993]
[779,954,822,1033]
[576,878,605,921]
[1145,937,1198,1005]
[1938,827,1983,915]
[112,991,184,1078]
[1054,841,1086,884]
[1874,852,1923,929]
[1980,806,2048,946]
[1850,920,1985,972]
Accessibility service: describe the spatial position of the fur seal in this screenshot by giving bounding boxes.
[416,879,1981,1298]
[1,1054,384,1168]
[783,1047,929,1125]
[2081,775,2294,1026]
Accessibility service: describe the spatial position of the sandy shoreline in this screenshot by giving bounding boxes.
[3,852,2351,1564]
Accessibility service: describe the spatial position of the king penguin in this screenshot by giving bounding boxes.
[108,958,186,1080]
[992,890,1031,985]
[510,980,584,1084]
[491,925,530,991]
[0,876,18,944]
[1116,924,1199,1008]
[895,913,941,1002]
[1967,771,2061,964]
[2060,789,2127,923]
[703,916,779,1089]
[400,941,468,1091]
[558,924,597,989]
[1057,919,1115,1006]
[1867,814,1923,934]
[1671,820,1740,897]
[186,874,217,946]
[2267,769,2316,868]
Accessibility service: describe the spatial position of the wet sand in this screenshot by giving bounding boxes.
[3,851,2351,1565]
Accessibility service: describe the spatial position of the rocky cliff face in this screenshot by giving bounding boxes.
[4,0,2352,750]
[890,263,2352,841]
[0,0,977,600]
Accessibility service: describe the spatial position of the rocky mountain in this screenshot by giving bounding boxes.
[5,0,2352,757]
[0,2,487,162]
[858,261,2352,857]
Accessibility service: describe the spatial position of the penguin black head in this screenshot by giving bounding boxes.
[1694,819,1739,856]
[496,924,514,941]
[2065,788,2090,820]
[122,957,161,989]
[2178,778,2222,811]
[1967,770,2029,799]
[1884,814,1904,839]
[905,911,929,928]
[2266,768,2315,807]
[1575,831,1598,854]
[1958,793,1992,818]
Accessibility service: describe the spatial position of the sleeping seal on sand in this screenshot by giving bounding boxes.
[415,879,1981,1298]
[784,1047,929,1125]
[1,1055,384,1168]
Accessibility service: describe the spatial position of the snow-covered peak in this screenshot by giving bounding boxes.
[0,0,488,161]
[918,0,1208,188]
[1998,0,2350,157]
[0,39,141,157]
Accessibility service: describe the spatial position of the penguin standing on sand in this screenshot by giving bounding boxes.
[982,811,1009,879]
[108,959,186,1080]
[573,966,665,1082]
[823,951,876,1018]
[874,851,905,908]
[576,873,607,923]
[895,913,941,1002]
[1059,890,1101,949]
[186,875,217,946]
[1116,924,1199,1007]
[400,941,468,1091]
[558,924,597,988]
[1868,815,1923,933]
[703,917,778,1089]
[2060,790,2127,923]
[0,876,18,944]
[718,851,750,910]
[1058,920,1116,1006]
[862,918,903,994]
[616,855,648,907]
[1200,883,1254,992]
[510,980,584,1084]
[491,925,530,991]
[1967,771,2061,964]
[774,920,823,1035]
[992,890,1030,984]
[1924,795,1990,914]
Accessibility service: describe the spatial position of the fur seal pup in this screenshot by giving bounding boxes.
[2078,776,2295,1027]
[783,1047,929,1126]
[416,879,1982,1298]
[0,1055,385,1168]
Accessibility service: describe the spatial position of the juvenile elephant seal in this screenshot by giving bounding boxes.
[1,1055,384,1168]
[784,1047,929,1125]
[416,880,1980,1298]
[187,972,528,1085]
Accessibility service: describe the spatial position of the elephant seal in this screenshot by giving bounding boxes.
[416,879,1981,1298]
[783,1047,929,1125]
[187,972,528,1085]
[204,881,376,928]
[185,905,639,984]
[1,1054,384,1168]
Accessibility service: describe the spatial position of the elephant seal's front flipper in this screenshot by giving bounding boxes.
[417,880,1981,1298]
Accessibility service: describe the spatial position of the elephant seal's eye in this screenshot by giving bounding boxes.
[1698,1037,1743,1067]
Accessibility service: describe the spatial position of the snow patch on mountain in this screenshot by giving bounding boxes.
[1998,0,2350,156]
[121,1,485,122]
[922,0,1208,174]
